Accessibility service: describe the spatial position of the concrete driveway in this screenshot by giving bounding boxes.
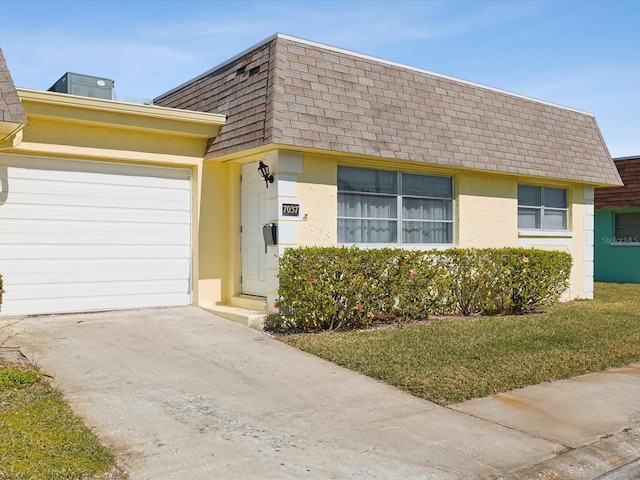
[3,307,640,479]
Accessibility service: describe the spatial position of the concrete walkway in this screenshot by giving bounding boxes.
[3,307,640,479]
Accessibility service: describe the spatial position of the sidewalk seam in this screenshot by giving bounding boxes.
[446,404,570,450]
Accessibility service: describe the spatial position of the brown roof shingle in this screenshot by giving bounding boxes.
[595,156,640,209]
[156,34,622,186]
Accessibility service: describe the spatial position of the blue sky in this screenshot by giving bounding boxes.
[1,0,638,157]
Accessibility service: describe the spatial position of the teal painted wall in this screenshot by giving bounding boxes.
[594,209,640,283]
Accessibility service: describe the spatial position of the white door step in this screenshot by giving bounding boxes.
[205,304,270,330]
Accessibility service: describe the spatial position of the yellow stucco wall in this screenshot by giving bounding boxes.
[11,89,225,310]
[251,150,591,306]
[296,153,337,247]
[192,147,594,310]
[196,161,248,309]
[456,173,519,248]
[20,115,207,160]
[295,153,524,250]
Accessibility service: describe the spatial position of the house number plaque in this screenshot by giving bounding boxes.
[282,203,300,217]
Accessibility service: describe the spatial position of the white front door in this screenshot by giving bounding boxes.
[241,162,267,296]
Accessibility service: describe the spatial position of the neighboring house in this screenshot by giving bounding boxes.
[594,156,640,283]
[0,34,623,321]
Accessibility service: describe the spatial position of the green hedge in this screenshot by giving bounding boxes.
[269,247,572,333]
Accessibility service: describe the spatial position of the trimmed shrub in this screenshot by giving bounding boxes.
[434,248,504,316]
[271,247,445,332]
[498,248,573,314]
[433,248,572,315]
[270,246,572,333]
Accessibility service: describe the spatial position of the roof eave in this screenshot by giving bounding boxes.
[18,88,226,138]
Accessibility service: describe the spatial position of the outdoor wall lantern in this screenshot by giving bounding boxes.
[258,160,274,188]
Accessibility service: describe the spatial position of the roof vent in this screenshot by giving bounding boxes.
[48,72,114,100]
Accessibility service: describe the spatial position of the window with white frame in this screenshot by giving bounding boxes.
[337,166,453,244]
[517,185,568,230]
[614,212,640,243]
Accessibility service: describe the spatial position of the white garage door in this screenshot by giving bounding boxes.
[0,154,192,316]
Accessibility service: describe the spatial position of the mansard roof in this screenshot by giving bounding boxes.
[156,34,622,186]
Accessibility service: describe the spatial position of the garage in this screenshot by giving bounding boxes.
[0,154,192,316]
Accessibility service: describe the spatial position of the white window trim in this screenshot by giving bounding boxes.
[518,230,573,238]
[347,243,454,251]
[517,185,569,232]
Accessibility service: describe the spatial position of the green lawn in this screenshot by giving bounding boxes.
[0,364,122,480]
[282,282,640,405]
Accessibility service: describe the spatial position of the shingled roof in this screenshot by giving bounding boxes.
[156,34,622,186]
[0,48,27,140]
[595,156,640,209]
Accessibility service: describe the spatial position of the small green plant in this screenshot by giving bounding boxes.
[0,272,4,310]
[0,367,42,389]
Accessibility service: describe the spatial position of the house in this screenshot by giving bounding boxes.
[0,34,623,322]
[154,33,621,313]
[594,156,640,283]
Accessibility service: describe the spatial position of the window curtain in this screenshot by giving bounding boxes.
[337,166,453,244]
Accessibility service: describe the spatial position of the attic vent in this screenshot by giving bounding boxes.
[236,66,246,76]
[249,66,260,76]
